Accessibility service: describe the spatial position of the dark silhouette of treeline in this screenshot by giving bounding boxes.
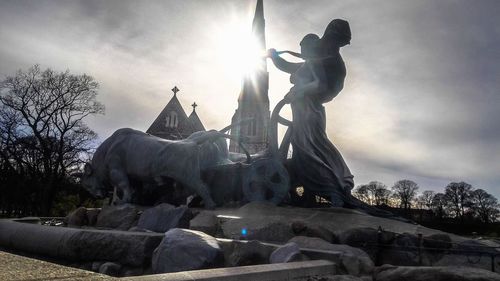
[353,180,500,236]
[0,65,104,216]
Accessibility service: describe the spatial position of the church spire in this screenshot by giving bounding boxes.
[229,0,270,154]
[253,0,264,27]
[252,0,267,71]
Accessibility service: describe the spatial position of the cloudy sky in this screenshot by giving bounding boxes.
[1,0,499,197]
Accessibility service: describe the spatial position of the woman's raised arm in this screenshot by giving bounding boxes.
[268,48,302,74]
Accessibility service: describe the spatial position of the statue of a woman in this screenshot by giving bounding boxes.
[268,19,354,207]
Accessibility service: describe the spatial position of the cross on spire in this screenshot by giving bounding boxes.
[191,102,198,112]
[171,86,180,96]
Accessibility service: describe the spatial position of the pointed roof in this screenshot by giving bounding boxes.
[188,110,205,132]
[146,94,193,139]
[147,87,206,139]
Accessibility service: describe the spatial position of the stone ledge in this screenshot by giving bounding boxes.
[122,260,337,281]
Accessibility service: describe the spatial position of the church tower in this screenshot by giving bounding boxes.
[229,0,270,154]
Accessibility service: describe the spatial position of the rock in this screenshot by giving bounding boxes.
[225,240,273,266]
[64,229,164,267]
[374,264,500,281]
[221,215,294,242]
[190,211,218,236]
[91,261,104,272]
[270,242,303,263]
[290,236,374,276]
[381,233,419,266]
[128,226,153,232]
[422,233,452,264]
[423,234,452,249]
[338,227,395,245]
[152,228,224,273]
[120,266,143,277]
[455,240,497,254]
[292,220,336,243]
[99,262,122,276]
[432,239,500,271]
[86,208,100,226]
[137,203,192,233]
[307,275,365,281]
[338,227,395,261]
[67,207,88,227]
[96,204,139,230]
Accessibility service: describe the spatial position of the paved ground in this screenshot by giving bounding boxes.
[0,251,115,281]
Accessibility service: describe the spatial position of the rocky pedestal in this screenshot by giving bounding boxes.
[152,228,224,273]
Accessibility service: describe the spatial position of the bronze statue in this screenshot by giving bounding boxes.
[267,19,354,207]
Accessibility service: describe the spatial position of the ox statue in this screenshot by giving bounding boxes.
[79,128,248,209]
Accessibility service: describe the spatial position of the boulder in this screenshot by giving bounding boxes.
[422,233,452,264]
[291,220,336,243]
[190,211,218,236]
[95,204,139,230]
[99,262,122,276]
[67,207,88,227]
[373,265,500,281]
[91,261,104,272]
[433,239,500,271]
[270,242,303,263]
[381,233,419,266]
[221,216,294,243]
[455,239,497,254]
[338,227,395,261]
[137,203,192,233]
[423,234,452,250]
[86,208,100,226]
[64,229,164,267]
[225,240,273,266]
[152,228,224,273]
[290,236,374,276]
[120,266,144,277]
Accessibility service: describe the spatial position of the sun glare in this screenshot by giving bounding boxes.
[214,18,264,78]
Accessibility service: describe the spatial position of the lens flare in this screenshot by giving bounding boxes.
[214,18,264,78]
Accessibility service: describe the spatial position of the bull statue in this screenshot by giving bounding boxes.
[78,128,250,209]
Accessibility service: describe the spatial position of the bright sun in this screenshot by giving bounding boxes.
[214,18,264,78]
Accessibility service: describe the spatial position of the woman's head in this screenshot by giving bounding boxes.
[321,19,351,54]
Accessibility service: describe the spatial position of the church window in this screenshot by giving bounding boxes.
[246,116,257,136]
[166,111,178,128]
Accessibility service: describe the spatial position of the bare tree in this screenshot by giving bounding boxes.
[391,179,419,211]
[470,189,499,224]
[444,182,472,222]
[353,184,371,205]
[353,181,391,206]
[431,192,447,219]
[0,65,104,215]
[417,190,436,210]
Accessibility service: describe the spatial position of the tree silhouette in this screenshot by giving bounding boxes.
[444,182,472,223]
[0,65,104,215]
[470,189,499,224]
[391,179,419,212]
[353,181,391,206]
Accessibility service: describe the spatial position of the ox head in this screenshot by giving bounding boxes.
[77,163,107,199]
